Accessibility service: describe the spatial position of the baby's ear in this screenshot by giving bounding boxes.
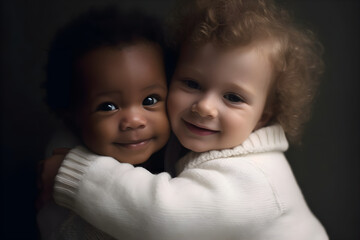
[255,107,274,130]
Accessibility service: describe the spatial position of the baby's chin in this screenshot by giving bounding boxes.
[180,142,210,153]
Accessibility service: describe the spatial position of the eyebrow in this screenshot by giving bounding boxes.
[142,83,167,92]
[175,65,206,81]
[93,90,123,98]
[179,65,203,74]
[226,81,255,100]
[93,83,167,98]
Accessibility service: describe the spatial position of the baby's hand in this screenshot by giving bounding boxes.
[36,148,70,211]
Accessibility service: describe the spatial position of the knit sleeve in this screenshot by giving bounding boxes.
[54,146,282,240]
[54,146,96,209]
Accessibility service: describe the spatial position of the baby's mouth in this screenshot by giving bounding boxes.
[183,121,219,136]
[114,139,152,149]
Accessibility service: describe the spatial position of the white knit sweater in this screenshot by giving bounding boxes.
[54,125,328,240]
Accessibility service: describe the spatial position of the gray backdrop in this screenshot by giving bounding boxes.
[1,0,359,239]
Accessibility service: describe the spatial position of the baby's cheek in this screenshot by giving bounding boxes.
[166,90,179,112]
[158,115,171,141]
[92,118,119,141]
[148,112,170,140]
[82,117,117,147]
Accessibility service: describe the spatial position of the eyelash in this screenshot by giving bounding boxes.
[181,79,245,104]
[223,93,245,103]
[96,102,118,112]
[182,79,201,90]
[143,95,161,106]
[95,94,161,112]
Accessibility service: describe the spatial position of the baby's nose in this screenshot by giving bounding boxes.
[191,94,219,119]
[119,109,146,131]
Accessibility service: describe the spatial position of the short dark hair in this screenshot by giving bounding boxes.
[44,6,166,118]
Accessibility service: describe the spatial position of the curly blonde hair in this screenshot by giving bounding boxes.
[169,0,324,144]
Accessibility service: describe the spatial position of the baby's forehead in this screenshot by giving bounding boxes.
[178,41,276,75]
[74,43,167,94]
[182,38,277,59]
[176,42,275,96]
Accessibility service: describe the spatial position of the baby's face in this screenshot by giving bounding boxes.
[167,43,273,152]
[76,43,170,164]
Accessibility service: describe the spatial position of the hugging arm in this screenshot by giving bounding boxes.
[54,146,280,240]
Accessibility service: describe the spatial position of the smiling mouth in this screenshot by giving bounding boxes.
[114,139,152,149]
[183,121,219,136]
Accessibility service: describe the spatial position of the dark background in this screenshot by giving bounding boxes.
[1,0,359,239]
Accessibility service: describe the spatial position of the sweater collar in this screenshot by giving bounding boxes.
[177,125,288,171]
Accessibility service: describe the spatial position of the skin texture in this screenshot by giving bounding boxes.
[167,43,274,153]
[75,43,170,165]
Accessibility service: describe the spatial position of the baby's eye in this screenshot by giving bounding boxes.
[96,102,118,111]
[183,79,201,90]
[143,95,159,106]
[223,93,245,103]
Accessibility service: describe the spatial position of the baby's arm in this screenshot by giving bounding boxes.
[54,146,281,240]
[37,148,69,210]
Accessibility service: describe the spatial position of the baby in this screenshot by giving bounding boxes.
[43,0,329,239]
[37,7,170,239]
